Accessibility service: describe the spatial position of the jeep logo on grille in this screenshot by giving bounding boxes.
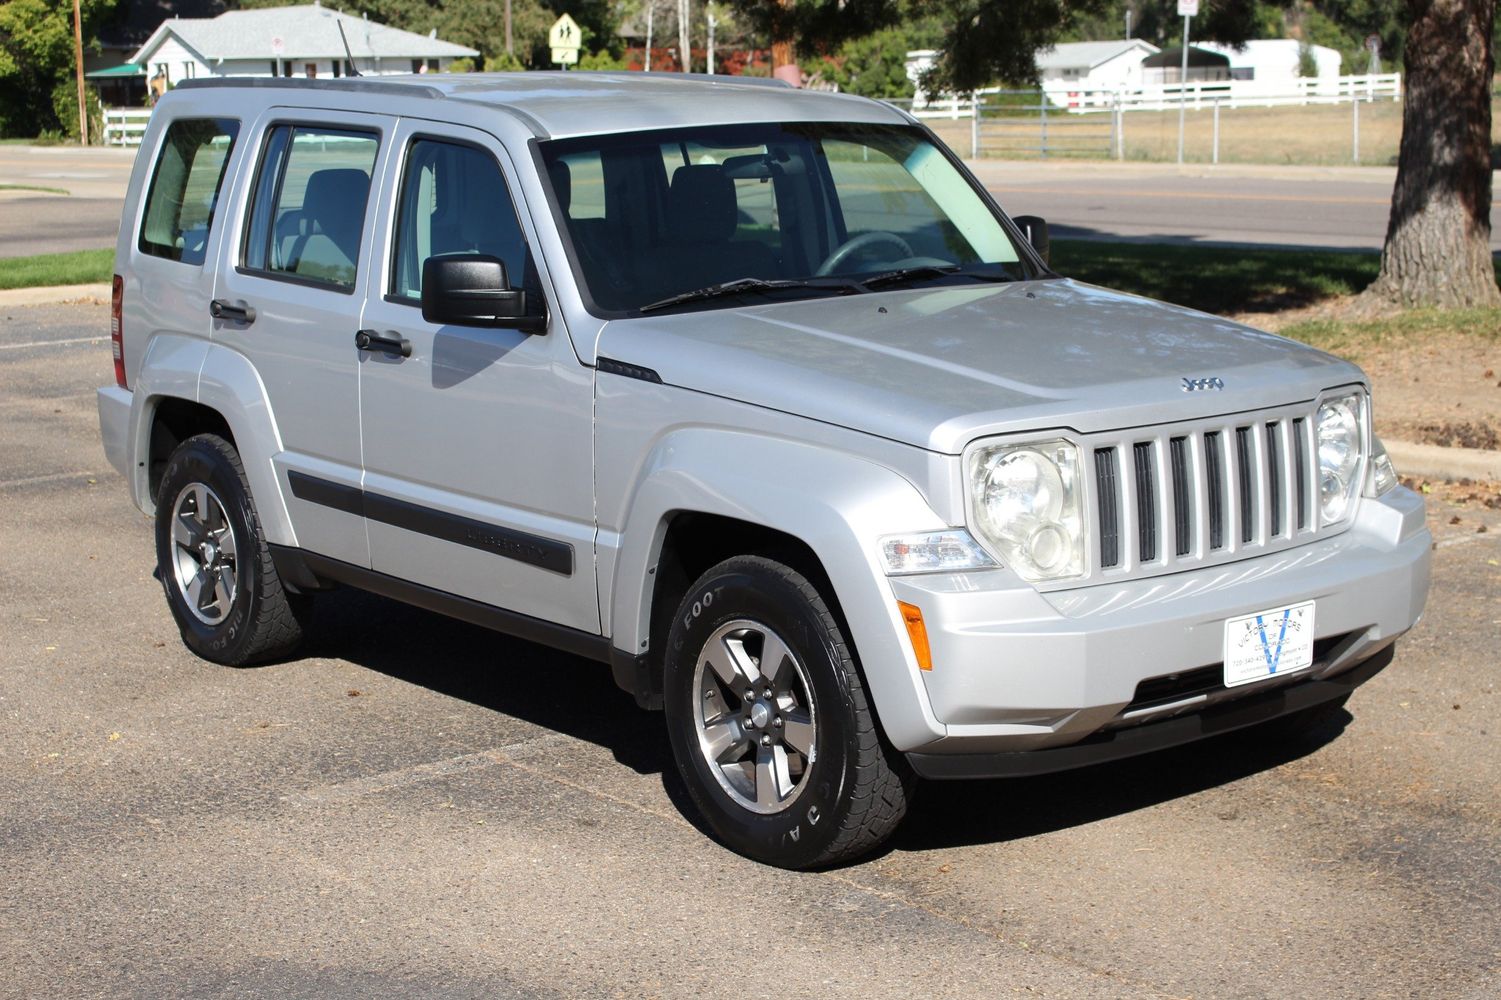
[1181,376,1225,392]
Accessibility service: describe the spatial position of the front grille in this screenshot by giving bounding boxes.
[1086,406,1322,581]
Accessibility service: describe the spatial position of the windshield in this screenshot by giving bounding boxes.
[538,122,1035,315]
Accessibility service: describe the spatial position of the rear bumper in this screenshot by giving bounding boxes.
[96,385,133,482]
[907,642,1391,779]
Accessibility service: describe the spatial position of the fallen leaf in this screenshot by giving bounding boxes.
[347,689,362,697]
[108,732,121,741]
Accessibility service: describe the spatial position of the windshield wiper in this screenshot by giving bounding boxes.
[639,276,860,313]
[858,264,1019,290]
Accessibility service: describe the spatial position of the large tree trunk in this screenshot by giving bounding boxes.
[770,0,800,85]
[1365,0,1501,308]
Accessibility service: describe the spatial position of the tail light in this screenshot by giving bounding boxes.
[111,274,126,390]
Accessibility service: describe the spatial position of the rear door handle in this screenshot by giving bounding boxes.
[210,299,256,324]
[354,329,412,358]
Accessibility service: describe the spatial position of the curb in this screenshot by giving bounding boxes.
[0,283,111,308]
[1385,439,1501,484]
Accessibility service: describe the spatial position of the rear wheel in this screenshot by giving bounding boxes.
[155,434,308,665]
[663,556,912,869]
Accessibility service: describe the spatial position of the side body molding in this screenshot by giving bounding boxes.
[605,428,952,752]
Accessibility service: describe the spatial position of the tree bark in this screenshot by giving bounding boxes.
[770,0,799,85]
[1365,0,1501,308]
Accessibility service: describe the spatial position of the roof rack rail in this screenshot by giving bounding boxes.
[175,77,445,100]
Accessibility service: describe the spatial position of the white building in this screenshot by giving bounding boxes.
[130,3,477,90]
[1197,40,1342,84]
[1037,39,1160,102]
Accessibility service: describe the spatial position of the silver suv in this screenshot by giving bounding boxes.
[97,74,1431,868]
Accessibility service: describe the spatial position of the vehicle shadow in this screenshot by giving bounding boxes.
[891,711,1349,854]
[297,586,674,780]
[296,585,1352,858]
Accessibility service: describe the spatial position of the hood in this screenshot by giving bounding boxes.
[594,278,1366,454]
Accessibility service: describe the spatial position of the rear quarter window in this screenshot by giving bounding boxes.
[138,118,240,265]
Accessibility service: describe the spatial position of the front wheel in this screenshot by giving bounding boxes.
[154,433,308,666]
[663,556,912,869]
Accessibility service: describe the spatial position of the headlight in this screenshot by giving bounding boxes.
[1316,393,1364,524]
[880,530,998,575]
[966,439,1085,582]
[1367,435,1398,496]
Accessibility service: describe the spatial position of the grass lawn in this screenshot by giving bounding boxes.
[0,248,114,290]
[1051,237,1501,354]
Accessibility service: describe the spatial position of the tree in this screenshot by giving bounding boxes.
[717,0,900,78]
[0,0,116,138]
[1363,0,1500,307]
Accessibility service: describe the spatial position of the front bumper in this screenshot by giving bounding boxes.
[888,486,1430,760]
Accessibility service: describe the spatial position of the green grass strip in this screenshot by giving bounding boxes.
[0,183,70,195]
[0,248,114,291]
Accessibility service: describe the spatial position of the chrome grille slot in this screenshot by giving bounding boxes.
[1235,426,1255,544]
[1265,421,1284,537]
[1169,436,1192,557]
[1133,442,1158,563]
[1095,447,1122,569]
[1292,417,1308,530]
[1205,431,1226,550]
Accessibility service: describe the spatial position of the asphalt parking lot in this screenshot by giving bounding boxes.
[2,299,1499,999]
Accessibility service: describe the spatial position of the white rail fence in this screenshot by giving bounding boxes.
[894,73,1400,120]
[102,107,153,147]
[886,72,1402,163]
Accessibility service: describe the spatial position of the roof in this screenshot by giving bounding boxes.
[85,63,146,78]
[1143,47,1232,69]
[1036,39,1160,72]
[174,72,914,140]
[130,4,477,64]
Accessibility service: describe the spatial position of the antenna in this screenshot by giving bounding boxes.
[336,18,362,77]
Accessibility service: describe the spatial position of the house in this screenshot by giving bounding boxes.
[1037,39,1160,99]
[1197,40,1343,84]
[129,3,477,90]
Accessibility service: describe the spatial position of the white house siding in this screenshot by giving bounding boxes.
[143,37,208,87]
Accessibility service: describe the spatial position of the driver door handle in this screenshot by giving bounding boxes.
[354,329,412,358]
[209,299,256,324]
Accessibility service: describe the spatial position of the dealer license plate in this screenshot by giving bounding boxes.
[1223,601,1316,688]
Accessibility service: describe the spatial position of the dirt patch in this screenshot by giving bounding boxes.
[1410,420,1501,450]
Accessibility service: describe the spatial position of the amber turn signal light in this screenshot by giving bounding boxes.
[897,601,933,671]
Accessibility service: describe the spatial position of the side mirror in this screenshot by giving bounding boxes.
[1012,215,1051,267]
[421,254,545,333]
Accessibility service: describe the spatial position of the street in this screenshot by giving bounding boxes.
[2,300,1498,998]
[8,143,1501,256]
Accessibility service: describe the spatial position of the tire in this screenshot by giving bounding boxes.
[663,556,913,869]
[154,433,308,666]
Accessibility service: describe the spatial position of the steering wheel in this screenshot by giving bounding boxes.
[815,231,915,276]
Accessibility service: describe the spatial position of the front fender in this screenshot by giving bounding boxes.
[609,428,951,752]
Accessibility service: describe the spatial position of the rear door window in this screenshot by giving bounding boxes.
[242,126,380,290]
[138,118,239,265]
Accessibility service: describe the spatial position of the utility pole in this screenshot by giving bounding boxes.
[678,0,691,72]
[505,0,513,57]
[73,0,88,145]
[646,0,654,72]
